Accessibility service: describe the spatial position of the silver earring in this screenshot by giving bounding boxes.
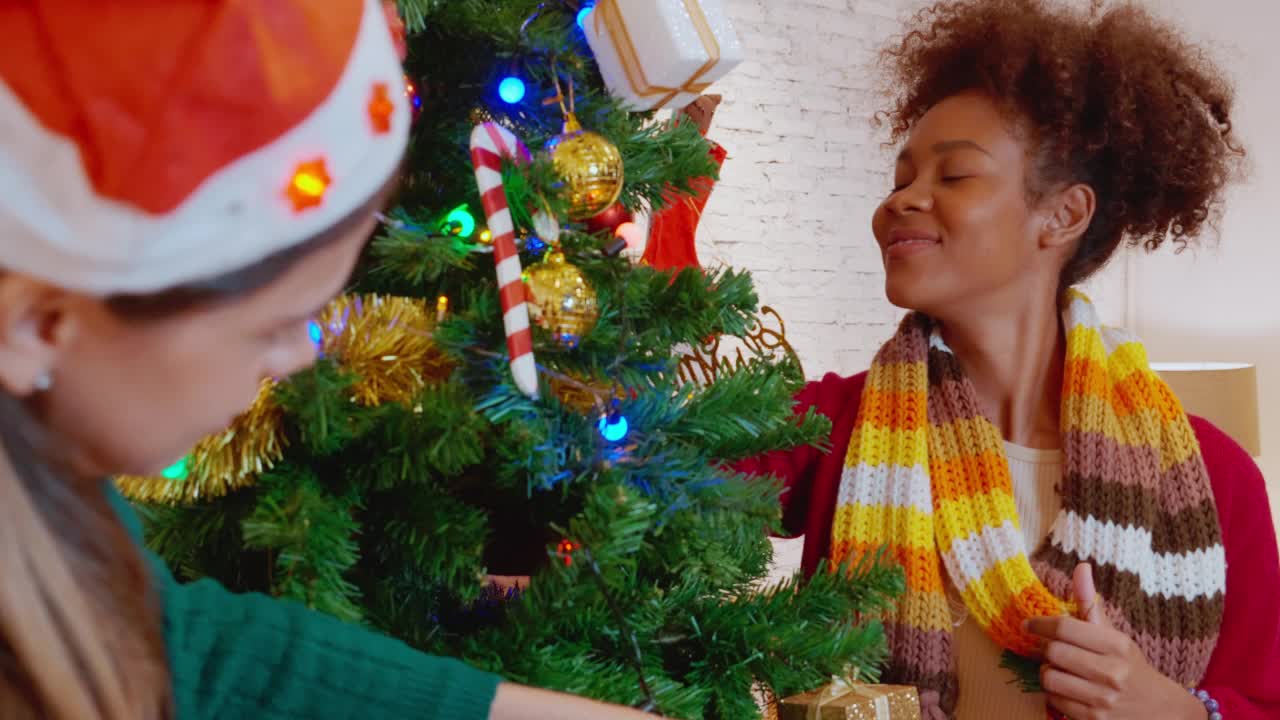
[32,372,52,392]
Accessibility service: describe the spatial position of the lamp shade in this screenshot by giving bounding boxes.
[1151,362,1262,457]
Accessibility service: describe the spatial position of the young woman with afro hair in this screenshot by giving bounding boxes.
[740,1,1280,718]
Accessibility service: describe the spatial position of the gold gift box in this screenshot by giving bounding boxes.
[777,682,920,720]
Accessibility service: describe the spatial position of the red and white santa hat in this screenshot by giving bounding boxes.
[0,0,411,295]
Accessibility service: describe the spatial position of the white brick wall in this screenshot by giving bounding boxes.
[700,0,1130,379]
[698,0,919,379]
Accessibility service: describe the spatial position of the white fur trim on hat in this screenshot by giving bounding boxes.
[0,0,409,296]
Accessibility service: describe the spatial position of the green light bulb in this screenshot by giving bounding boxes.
[443,205,476,238]
[161,457,188,481]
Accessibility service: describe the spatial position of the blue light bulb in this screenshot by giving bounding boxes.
[498,76,526,104]
[598,413,630,443]
[576,4,595,30]
[308,320,324,348]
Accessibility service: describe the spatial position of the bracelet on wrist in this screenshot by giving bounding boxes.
[1190,688,1222,720]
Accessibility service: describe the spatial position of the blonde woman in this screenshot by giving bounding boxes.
[0,2,656,719]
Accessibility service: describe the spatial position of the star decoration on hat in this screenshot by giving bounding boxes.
[3,0,410,294]
[368,83,395,134]
[287,158,332,212]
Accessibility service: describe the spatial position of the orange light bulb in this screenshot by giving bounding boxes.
[287,159,331,212]
[368,83,395,134]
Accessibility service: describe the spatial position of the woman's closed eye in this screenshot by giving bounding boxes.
[890,170,974,192]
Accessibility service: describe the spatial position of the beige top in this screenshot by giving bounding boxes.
[950,442,1064,719]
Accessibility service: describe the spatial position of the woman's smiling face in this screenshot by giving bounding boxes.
[871,91,1062,319]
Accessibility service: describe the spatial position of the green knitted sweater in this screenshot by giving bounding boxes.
[107,485,502,719]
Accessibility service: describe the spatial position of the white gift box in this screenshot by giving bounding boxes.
[585,0,745,111]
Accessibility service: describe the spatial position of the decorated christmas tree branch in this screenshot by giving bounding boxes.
[718,555,905,698]
[274,360,371,456]
[360,380,490,488]
[367,217,477,290]
[131,3,904,715]
[664,357,830,460]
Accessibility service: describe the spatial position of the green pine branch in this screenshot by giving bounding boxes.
[275,360,373,456]
[141,495,257,585]
[242,467,364,623]
[666,357,830,460]
[364,219,477,295]
[360,379,489,490]
[1000,650,1044,693]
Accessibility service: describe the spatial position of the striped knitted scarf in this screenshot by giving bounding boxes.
[832,290,1225,716]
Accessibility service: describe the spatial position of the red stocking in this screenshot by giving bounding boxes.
[643,94,726,273]
[642,142,727,272]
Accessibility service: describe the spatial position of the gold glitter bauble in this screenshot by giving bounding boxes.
[547,113,624,220]
[523,250,599,347]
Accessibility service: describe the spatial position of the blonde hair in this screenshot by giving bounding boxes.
[0,394,170,719]
[0,176,398,718]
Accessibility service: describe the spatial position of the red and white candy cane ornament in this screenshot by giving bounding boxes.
[469,122,541,398]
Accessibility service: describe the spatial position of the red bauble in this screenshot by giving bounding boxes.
[584,203,633,235]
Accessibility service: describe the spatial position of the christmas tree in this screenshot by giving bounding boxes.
[122,2,904,716]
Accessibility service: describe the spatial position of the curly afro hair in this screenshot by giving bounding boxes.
[878,0,1246,286]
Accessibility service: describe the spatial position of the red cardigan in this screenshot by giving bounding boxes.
[739,371,1280,719]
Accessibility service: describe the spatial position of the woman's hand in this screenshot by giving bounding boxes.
[1025,564,1207,720]
[917,689,947,720]
[678,94,722,136]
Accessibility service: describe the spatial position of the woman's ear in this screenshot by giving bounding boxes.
[1040,182,1096,251]
[0,275,80,396]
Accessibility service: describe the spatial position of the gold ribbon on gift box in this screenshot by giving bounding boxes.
[808,679,890,720]
[778,676,920,720]
[594,0,721,109]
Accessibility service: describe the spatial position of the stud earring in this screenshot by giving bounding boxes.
[32,372,52,392]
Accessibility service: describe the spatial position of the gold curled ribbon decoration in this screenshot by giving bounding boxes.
[117,294,452,505]
[594,0,721,109]
[676,306,803,386]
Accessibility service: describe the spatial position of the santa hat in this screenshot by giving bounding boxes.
[0,0,410,295]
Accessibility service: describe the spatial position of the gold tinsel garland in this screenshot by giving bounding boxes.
[318,293,452,406]
[116,294,450,505]
[115,378,284,505]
